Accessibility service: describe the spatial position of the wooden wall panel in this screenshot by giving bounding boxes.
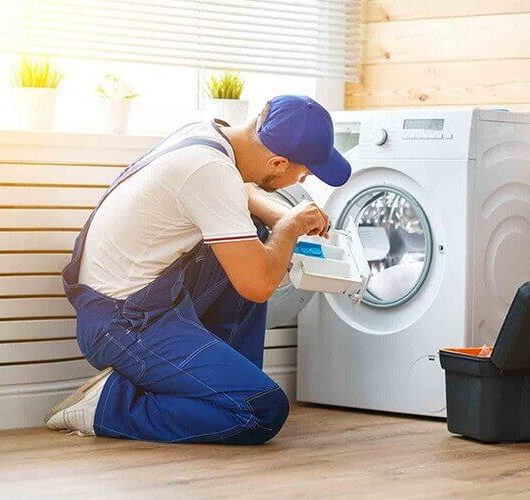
[347,60,530,108]
[363,14,530,65]
[347,1,530,110]
[363,0,530,22]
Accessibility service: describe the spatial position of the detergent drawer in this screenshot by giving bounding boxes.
[288,229,371,303]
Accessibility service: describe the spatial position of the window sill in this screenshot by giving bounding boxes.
[0,129,162,165]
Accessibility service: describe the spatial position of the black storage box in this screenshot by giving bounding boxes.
[439,281,530,443]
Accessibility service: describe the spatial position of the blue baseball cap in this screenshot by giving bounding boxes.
[257,95,351,187]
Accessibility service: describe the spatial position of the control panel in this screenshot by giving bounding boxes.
[332,108,477,159]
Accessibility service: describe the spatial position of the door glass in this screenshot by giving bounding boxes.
[337,186,432,308]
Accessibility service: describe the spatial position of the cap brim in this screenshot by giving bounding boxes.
[307,148,351,187]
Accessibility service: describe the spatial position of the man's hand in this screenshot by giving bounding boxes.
[282,200,330,239]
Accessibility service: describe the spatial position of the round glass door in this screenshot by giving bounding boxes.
[337,186,433,308]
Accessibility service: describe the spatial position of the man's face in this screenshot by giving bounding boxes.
[259,161,311,193]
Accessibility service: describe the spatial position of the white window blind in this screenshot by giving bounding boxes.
[0,0,360,81]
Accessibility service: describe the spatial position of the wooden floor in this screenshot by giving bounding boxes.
[1,404,530,499]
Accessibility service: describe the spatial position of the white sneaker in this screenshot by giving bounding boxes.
[45,367,113,436]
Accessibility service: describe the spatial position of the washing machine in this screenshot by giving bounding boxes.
[296,108,530,417]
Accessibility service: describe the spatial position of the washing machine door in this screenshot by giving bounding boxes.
[265,184,315,328]
[337,185,433,309]
[322,150,435,333]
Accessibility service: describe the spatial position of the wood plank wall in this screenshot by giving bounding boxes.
[346,0,530,111]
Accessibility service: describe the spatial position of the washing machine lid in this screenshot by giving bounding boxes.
[265,184,315,328]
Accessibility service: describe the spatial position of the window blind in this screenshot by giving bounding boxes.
[0,0,360,80]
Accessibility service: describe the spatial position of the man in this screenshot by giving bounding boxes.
[45,95,351,444]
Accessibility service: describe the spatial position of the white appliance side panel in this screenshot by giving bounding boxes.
[471,119,530,345]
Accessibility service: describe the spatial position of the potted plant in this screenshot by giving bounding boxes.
[96,74,139,134]
[204,71,248,126]
[10,55,64,131]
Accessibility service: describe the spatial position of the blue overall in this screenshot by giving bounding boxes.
[61,129,290,444]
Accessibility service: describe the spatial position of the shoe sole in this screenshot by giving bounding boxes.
[44,367,113,427]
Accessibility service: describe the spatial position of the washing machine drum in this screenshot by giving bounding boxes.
[265,184,315,328]
[337,186,433,308]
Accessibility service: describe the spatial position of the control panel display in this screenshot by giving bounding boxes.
[403,119,444,130]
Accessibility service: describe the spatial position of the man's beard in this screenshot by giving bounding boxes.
[259,174,283,193]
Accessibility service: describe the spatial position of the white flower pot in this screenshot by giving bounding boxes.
[204,99,249,126]
[12,87,57,131]
[99,97,131,134]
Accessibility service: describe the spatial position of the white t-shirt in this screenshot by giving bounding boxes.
[78,121,258,299]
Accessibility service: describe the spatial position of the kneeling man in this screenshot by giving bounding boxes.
[46,95,351,444]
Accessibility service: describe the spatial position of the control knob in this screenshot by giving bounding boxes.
[370,127,388,146]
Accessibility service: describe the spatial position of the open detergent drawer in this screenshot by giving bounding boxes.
[440,282,530,443]
[288,229,371,303]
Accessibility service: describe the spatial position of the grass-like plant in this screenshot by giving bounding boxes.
[206,71,244,99]
[96,74,139,99]
[11,55,64,88]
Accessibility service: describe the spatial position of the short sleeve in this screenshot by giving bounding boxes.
[178,161,258,244]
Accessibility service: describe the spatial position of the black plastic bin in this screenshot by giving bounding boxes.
[440,281,530,443]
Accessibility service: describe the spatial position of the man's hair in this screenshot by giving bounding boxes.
[250,103,270,144]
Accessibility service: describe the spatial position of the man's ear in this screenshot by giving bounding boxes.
[266,156,289,174]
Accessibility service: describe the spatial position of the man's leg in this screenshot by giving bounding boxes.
[91,309,288,444]
[89,217,288,444]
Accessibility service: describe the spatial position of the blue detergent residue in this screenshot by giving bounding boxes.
[294,241,325,259]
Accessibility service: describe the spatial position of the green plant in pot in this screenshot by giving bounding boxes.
[10,55,64,130]
[204,71,248,126]
[96,74,139,134]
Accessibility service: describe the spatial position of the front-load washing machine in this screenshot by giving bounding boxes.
[297,108,530,417]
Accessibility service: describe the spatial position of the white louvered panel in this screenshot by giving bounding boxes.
[0,130,298,429]
[0,253,71,274]
[0,297,74,319]
[0,359,98,386]
[0,186,106,207]
[0,275,65,296]
[0,164,123,185]
[264,327,297,348]
[0,232,77,252]
[263,347,297,368]
[0,131,158,165]
[0,318,76,341]
[0,209,92,229]
[0,339,82,363]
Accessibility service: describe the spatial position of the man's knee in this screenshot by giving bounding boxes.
[224,385,290,445]
[255,387,290,443]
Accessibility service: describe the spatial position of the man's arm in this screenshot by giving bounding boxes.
[212,201,327,303]
[245,183,288,229]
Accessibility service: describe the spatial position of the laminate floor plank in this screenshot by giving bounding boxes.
[1,404,529,498]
